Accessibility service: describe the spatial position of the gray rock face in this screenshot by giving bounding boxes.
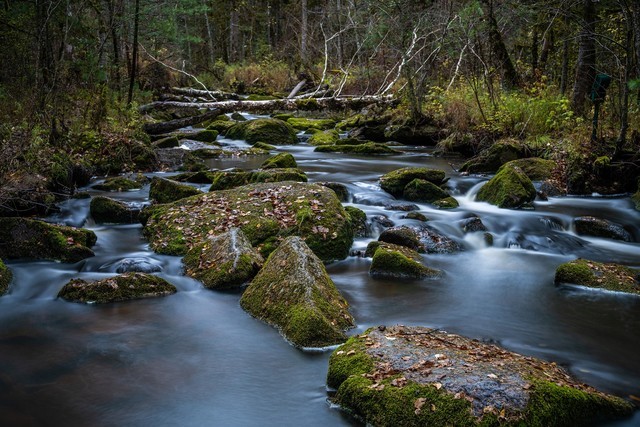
[573,216,633,242]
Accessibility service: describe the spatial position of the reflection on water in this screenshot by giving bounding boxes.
[1,140,639,426]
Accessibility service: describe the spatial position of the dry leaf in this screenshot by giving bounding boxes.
[433,382,442,390]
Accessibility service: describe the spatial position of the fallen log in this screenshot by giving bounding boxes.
[139,95,396,115]
[143,109,222,135]
[170,87,239,100]
[287,80,307,99]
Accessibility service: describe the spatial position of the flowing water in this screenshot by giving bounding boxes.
[1,128,639,426]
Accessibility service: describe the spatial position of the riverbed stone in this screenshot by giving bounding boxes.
[240,236,354,348]
[225,118,298,145]
[315,142,401,155]
[573,216,633,242]
[504,158,555,181]
[476,163,536,209]
[90,196,141,224]
[327,325,634,426]
[432,196,459,209]
[142,181,354,261]
[345,206,367,238]
[149,177,201,204]
[0,217,96,263]
[58,273,176,304]
[207,120,235,135]
[286,117,336,131]
[308,129,340,146]
[384,122,443,145]
[380,167,446,197]
[459,216,488,233]
[379,225,462,254]
[0,260,12,295]
[368,243,440,280]
[459,139,527,173]
[208,168,307,191]
[402,179,449,203]
[92,175,146,192]
[319,182,349,202]
[555,258,640,295]
[183,228,263,290]
[260,153,297,169]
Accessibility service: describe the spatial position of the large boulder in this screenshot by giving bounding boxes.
[504,158,555,181]
[379,225,462,254]
[183,228,263,290]
[149,177,201,204]
[90,196,141,224]
[555,258,640,295]
[308,130,340,146]
[92,175,147,192]
[208,168,307,191]
[0,218,96,263]
[58,273,177,304]
[459,139,527,174]
[476,164,536,209]
[286,117,336,131]
[142,181,354,261]
[367,243,440,279]
[225,118,298,145]
[260,153,297,169]
[402,179,449,203]
[0,260,12,295]
[240,236,354,348]
[380,168,446,197]
[315,142,401,155]
[327,325,634,426]
[345,206,367,238]
[384,122,443,145]
[573,216,633,242]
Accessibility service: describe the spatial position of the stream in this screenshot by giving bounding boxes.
[1,122,639,426]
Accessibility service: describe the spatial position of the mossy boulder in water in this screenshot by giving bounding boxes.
[319,182,349,202]
[286,117,336,131]
[460,139,527,173]
[368,243,440,279]
[260,153,297,169]
[149,177,201,204]
[226,118,298,145]
[379,225,462,254]
[308,130,340,146]
[142,181,354,261]
[0,260,12,295]
[384,122,443,145]
[240,236,355,348]
[0,218,96,263]
[90,196,141,224]
[380,167,446,197]
[345,206,367,238]
[403,179,449,203]
[207,120,235,135]
[573,216,633,242]
[555,258,640,295]
[327,325,634,426]
[432,196,459,209]
[504,158,555,181]
[476,164,536,209]
[58,273,176,304]
[208,168,307,191]
[183,228,263,290]
[185,129,218,143]
[315,142,401,155]
[92,175,146,191]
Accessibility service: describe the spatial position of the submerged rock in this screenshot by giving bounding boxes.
[260,153,297,169]
[0,217,96,263]
[476,164,536,209]
[90,196,141,224]
[573,216,633,242]
[380,167,446,198]
[459,139,527,174]
[328,325,634,426]
[555,258,640,295]
[112,257,162,274]
[149,177,201,204]
[58,273,176,304]
[183,228,263,290]
[368,243,440,279]
[240,236,354,348]
[226,118,298,145]
[208,168,307,191]
[142,181,354,261]
[379,225,462,254]
[0,260,12,295]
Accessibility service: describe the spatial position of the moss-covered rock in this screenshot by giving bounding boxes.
[286,117,336,131]
[92,176,145,192]
[403,179,449,203]
[380,168,447,197]
[369,244,440,279]
[328,325,634,426]
[173,171,214,184]
[207,120,236,135]
[260,153,297,169]
[476,164,536,209]
[459,216,488,233]
[208,168,307,191]
[143,181,354,261]
[240,236,354,348]
[226,118,298,145]
[432,196,460,209]
[183,228,263,290]
[90,196,141,224]
[315,142,401,155]
[384,122,443,145]
[0,218,96,263]
[504,158,555,181]
[0,260,12,295]
[555,258,640,295]
[345,206,367,238]
[230,112,247,121]
[460,139,527,174]
[404,212,429,222]
[149,177,201,204]
[152,135,180,148]
[319,182,349,202]
[184,129,218,143]
[308,129,340,146]
[573,216,633,242]
[378,225,462,254]
[58,273,176,304]
[253,141,276,151]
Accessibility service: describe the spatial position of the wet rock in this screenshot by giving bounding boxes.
[142,181,354,261]
[379,225,462,254]
[459,139,527,173]
[345,206,367,238]
[112,258,162,274]
[172,171,214,184]
[230,112,247,121]
[0,217,96,263]
[308,130,340,146]
[58,273,176,304]
[555,258,640,295]
[349,124,387,142]
[476,164,536,209]
[92,175,147,192]
[459,216,488,233]
[208,168,307,191]
[368,243,440,280]
[432,196,459,209]
[152,135,180,148]
[539,180,566,197]
[149,177,201,204]
[370,215,394,229]
[90,197,140,225]
[384,122,443,145]
[253,141,276,151]
[403,212,429,222]
[380,167,446,197]
[260,153,297,169]
[0,260,12,296]
[384,202,419,212]
[286,117,336,131]
[504,158,555,181]
[240,236,354,348]
[327,325,634,426]
[207,120,235,135]
[315,142,401,155]
[319,182,349,202]
[573,216,633,242]
[402,179,449,203]
[378,226,422,251]
[226,118,298,145]
[183,228,263,290]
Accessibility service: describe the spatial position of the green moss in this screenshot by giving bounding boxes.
[405,212,429,221]
[188,129,219,143]
[505,158,555,181]
[554,258,640,295]
[92,176,143,192]
[286,117,336,131]
[149,177,201,204]
[460,139,526,174]
[345,206,367,237]
[336,114,364,130]
[403,179,448,203]
[633,191,640,211]
[476,164,536,209]
[433,196,460,209]
[370,245,440,279]
[307,130,340,146]
[253,141,276,151]
[153,136,180,148]
[0,260,12,295]
[226,118,298,145]
[261,153,297,169]
[296,98,320,110]
[58,273,177,304]
[90,196,139,224]
[380,168,446,197]
[208,168,307,191]
[207,120,236,135]
[272,113,294,121]
[315,142,400,154]
[326,335,375,389]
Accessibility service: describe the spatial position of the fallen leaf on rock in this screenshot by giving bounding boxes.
[487,373,498,379]
[433,382,442,390]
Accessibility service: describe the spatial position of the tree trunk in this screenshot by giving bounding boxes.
[143,109,222,134]
[560,16,570,95]
[571,0,597,115]
[228,0,239,62]
[632,1,640,103]
[127,0,140,105]
[617,6,633,151]
[203,0,215,67]
[480,0,520,89]
[301,0,308,64]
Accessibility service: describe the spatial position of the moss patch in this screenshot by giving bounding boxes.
[476,164,536,209]
[403,179,449,203]
[315,142,401,155]
[286,117,336,131]
[0,260,12,295]
[207,120,236,135]
[184,129,218,143]
[226,118,298,145]
[369,244,440,279]
[433,196,460,209]
[149,177,201,204]
[459,139,527,174]
[208,168,307,191]
[92,176,145,192]
[90,196,140,224]
[260,153,297,169]
[58,272,176,304]
[308,129,340,146]
[555,258,640,295]
[504,158,555,181]
[345,206,367,237]
[380,168,446,197]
